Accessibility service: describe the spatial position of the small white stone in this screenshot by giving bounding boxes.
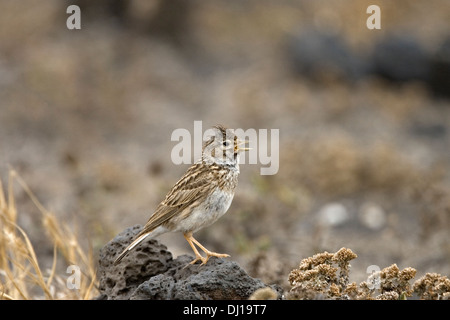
[318,202,349,227]
[358,203,386,230]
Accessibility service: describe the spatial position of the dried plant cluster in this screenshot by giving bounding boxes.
[0,171,97,300]
[413,273,450,300]
[358,264,416,300]
[287,248,358,299]
[288,248,450,300]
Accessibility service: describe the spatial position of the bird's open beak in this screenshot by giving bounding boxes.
[235,140,251,152]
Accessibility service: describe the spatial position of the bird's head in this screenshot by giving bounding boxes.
[202,125,250,167]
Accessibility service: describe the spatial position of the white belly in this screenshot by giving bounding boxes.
[177,188,234,233]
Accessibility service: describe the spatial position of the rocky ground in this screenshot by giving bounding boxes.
[97,225,282,300]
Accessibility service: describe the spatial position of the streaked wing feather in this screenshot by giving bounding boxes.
[138,164,217,236]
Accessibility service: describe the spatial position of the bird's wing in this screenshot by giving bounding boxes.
[138,163,218,236]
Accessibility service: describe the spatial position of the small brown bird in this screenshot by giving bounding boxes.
[114,125,249,265]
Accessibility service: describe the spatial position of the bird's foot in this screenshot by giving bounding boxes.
[183,232,230,266]
[206,251,230,261]
[188,252,230,265]
[189,254,207,265]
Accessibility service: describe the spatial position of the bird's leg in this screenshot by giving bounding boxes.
[183,232,207,265]
[190,235,230,264]
[183,232,230,265]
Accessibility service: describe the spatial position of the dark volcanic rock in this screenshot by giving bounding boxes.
[98,225,173,300]
[288,28,369,82]
[371,34,430,83]
[130,255,271,300]
[97,225,281,300]
[430,36,450,98]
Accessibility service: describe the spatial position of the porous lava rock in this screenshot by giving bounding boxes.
[97,225,281,300]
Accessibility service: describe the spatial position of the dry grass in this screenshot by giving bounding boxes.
[0,170,97,300]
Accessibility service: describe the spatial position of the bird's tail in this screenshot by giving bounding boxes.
[113,232,151,265]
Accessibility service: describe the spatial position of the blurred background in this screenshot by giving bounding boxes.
[0,0,449,290]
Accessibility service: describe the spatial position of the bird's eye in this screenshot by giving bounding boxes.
[223,140,230,147]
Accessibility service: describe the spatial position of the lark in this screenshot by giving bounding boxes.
[114,125,249,265]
